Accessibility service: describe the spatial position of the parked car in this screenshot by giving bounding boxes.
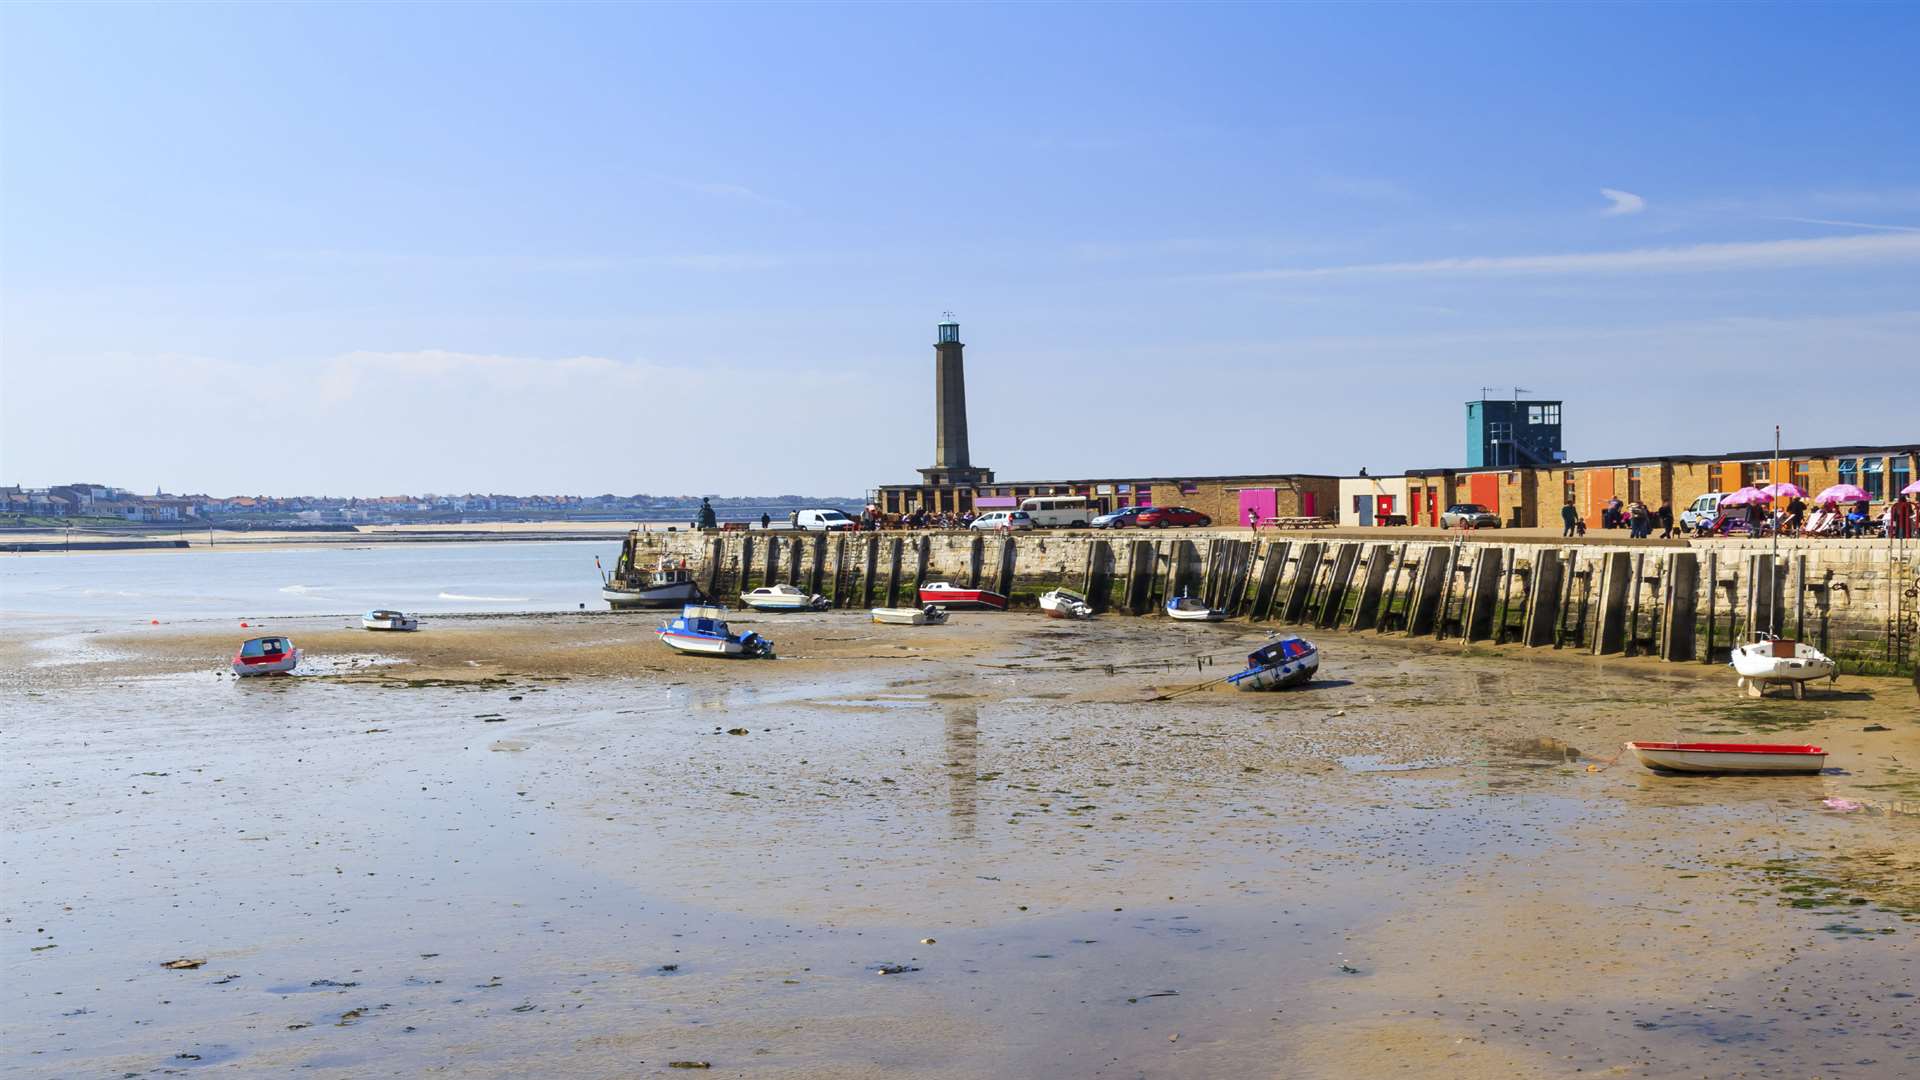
[793,508,858,531]
[1679,492,1727,531]
[970,510,1036,531]
[1134,506,1212,528]
[1090,506,1143,529]
[1440,503,1499,529]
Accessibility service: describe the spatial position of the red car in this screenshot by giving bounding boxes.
[1134,505,1212,528]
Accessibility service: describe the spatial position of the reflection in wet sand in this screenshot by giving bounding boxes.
[944,703,979,839]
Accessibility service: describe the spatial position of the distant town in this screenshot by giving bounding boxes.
[0,484,865,528]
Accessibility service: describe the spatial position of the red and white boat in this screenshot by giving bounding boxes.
[232,636,301,677]
[1626,741,1826,775]
[918,582,1008,610]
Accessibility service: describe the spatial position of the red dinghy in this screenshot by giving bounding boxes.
[917,582,1008,611]
[1626,741,1825,775]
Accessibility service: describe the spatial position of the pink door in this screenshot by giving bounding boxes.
[1239,488,1277,527]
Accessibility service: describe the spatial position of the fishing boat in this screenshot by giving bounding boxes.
[657,604,774,658]
[1227,635,1319,690]
[1626,741,1827,775]
[1730,634,1836,698]
[740,584,829,612]
[1165,593,1226,621]
[1039,588,1093,619]
[361,609,418,632]
[871,605,948,626]
[231,635,301,677]
[604,565,703,608]
[917,582,1008,610]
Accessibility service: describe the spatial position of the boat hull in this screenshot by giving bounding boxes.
[1039,590,1093,619]
[740,587,828,612]
[1626,741,1827,775]
[232,649,301,677]
[361,618,418,632]
[1229,651,1319,690]
[917,585,1008,610]
[872,607,947,625]
[604,582,701,608]
[1166,605,1226,622]
[659,632,748,656]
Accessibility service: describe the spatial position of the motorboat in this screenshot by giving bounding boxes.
[740,584,829,612]
[232,635,301,677]
[361,609,418,632]
[871,605,949,626]
[1227,635,1319,691]
[1730,634,1836,698]
[658,604,774,658]
[918,582,1008,610]
[1039,588,1093,619]
[604,565,703,608]
[1165,593,1226,621]
[1626,741,1827,775]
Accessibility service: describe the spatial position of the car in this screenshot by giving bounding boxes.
[793,508,858,531]
[1440,503,1500,529]
[1679,492,1727,531]
[970,510,1035,531]
[1133,506,1212,528]
[1090,506,1143,529]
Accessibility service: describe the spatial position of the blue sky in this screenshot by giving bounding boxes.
[3,2,1916,496]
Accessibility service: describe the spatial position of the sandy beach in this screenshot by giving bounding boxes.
[3,611,1915,1078]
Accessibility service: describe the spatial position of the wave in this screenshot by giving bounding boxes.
[437,592,531,602]
[278,584,322,593]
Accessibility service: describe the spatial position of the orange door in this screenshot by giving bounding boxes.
[1588,470,1615,528]
[1468,474,1499,513]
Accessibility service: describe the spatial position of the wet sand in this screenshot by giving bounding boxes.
[3,612,1915,1077]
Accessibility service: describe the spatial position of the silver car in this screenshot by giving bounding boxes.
[1440,503,1500,528]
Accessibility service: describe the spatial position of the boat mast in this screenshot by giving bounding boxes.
[1771,425,1780,636]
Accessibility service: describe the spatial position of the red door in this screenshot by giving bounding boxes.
[1426,491,1439,526]
[1301,492,1317,519]
[1376,494,1394,524]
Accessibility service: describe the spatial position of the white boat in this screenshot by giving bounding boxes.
[232,636,301,677]
[740,584,829,612]
[1626,741,1827,775]
[1227,636,1320,690]
[1730,635,1836,698]
[604,566,703,608]
[1165,593,1226,621]
[361,609,419,632]
[871,605,948,625]
[1039,588,1093,619]
[658,604,774,658]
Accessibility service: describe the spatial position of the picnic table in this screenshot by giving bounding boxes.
[1258,516,1333,530]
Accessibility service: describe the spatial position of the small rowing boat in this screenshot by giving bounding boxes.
[871,605,948,626]
[1730,634,1836,698]
[1039,588,1093,619]
[1625,741,1827,775]
[918,582,1008,610]
[1165,593,1225,621]
[740,584,829,612]
[361,609,418,632]
[658,604,775,658]
[1227,635,1319,690]
[232,636,301,676]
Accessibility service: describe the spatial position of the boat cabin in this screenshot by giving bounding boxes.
[651,567,695,586]
[240,637,291,658]
[366,610,404,621]
[1247,637,1312,667]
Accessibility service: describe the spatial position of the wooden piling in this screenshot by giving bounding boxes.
[885,537,903,608]
[1660,552,1698,661]
[1251,541,1287,621]
[1349,544,1392,631]
[1282,542,1325,623]
[1317,543,1362,628]
[1495,546,1517,643]
[1377,543,1409,632]
[1463,546,1503,642]
[1083,540,1115,613]
[808,535,826,596]
[830,537,848,608]
[1522,549,1563,648]
[1123,540,1155,615]
[966,533,985,589]
[996,536,1018,597]
[1405,548,1448,637]
[860,535,880,609]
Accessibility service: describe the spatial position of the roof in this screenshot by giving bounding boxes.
[878,471,1341,490]
[1404,443,1918,476]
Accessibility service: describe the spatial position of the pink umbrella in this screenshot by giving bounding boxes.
[1720,486,1772,507]
[1760,482,1806,499]
[1814,483,1871,507]
[1903,479,1920,496]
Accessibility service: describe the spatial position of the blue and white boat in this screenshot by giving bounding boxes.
[658,604,775,658]
[1166,592,1226,621]
[1226,635,1319,691]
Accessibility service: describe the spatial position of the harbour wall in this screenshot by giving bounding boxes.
[626,529,1920,674]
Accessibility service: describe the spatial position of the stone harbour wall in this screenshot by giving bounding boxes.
[625,528,1919,675]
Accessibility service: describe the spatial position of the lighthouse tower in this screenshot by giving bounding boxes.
[917,317,992,488]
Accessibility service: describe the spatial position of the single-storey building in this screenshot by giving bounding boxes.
[873,473,1340,525]
[1337,475,1411,527]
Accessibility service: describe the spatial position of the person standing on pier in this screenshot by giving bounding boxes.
[1560,502,1578,538]
[1656,501,1674,539]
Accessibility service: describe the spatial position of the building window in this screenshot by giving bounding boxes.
[1627,467,1642,503]
[1892,456,1912,500]
[1837,458,1857,490]
[1527,404,1561,425]
[1563,473,1576,505]
[1707,463,1723,492]
[1791,460,1811,494]
[1740,462,1769,487]
[1862,457,1885,500]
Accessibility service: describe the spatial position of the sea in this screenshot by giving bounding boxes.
[0,540,622,625]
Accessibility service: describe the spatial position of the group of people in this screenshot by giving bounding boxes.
[1557,493,1920,540]
[1561,498,1674,538]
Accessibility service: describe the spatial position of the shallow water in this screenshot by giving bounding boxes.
[4,619,1915,1078]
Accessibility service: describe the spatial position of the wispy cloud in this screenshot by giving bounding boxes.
[1600,188,1646,216]
[1759,215,1920,234]
[1214,231,1920,281]
[663,177,788,207]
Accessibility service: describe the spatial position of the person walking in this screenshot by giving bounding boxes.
[1560,502,1579,538]
[1893,494,1916,540]
[1785,496,1806,535]
[760,512,771,530]
[1656,501,1674,539]
[1629,501,1649,539]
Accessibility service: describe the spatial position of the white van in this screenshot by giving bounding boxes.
[1679,493,1726,531]
[794,508,856,531]
[1017,496,1092,528]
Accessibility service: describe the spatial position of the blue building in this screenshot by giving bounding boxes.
[1465,398,1565,468]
